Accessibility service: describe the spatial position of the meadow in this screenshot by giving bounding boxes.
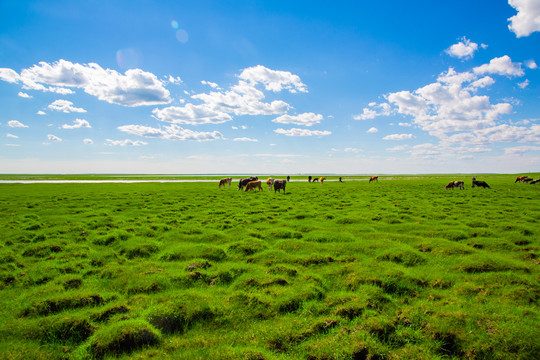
[0,175,539,359]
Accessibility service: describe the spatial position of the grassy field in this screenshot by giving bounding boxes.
[0,175,539,359]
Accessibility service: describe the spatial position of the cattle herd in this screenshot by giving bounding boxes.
[218,175,539,193]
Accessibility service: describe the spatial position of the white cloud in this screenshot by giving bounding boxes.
[168,75,183,84]
[383,133,415,140]
[201,80,219,89]
[272,112,323,126]
[37,110,46,115]
[398,122,412,127]
[445,37,479,60]
[525,60,538,69]
[83,138,93,145]
[353,102,391,120]
[508,0,540,37]
[386,145,409,152]
[152,104,232,124]
[118,124,224,141]
[344,147,362,153]
[274,128,331,136]
[504,145,540,155]
[518,79,530,88]
[48,99,87,113]
[1,60,171,106]
[6,133,18,138]
[105,139,148,146]
[8,120,28,128]
[47,134,62,142]
[0,68,20,83]
[232,125,248,130]
[18,92,31,98]
[473,55,524,77]
[62,118,91,129]
[366,127,378,133]
[233,137,258,142]
[238,65,307,93]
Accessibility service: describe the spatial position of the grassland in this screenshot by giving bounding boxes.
[0,175,539,359]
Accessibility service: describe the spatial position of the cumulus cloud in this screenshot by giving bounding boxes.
[508,0,540,37]
[37,110,46,115]
[525,60,538,69]
[152,104,232,125]
[0,68,20,83]
[118,124,224,141]
[8,120,28,128]
[6,133,18,139]
[353,102,392,120]
[383,133,415,140]
[473,55,524,77]
[274,128,331,136]
[83,138,93,145]
[445,37,480,59]
[48,99,86,113]
[272,112,323,126]
[233,137,258,142]
[47,134,62,142]
[167,75,182,84]
[0,60,171,106]
[201,80,220,89]
[344,147,362,153]
[62,118,91,129]
[238,65,307,93]
[398,122,412,127]
[105,139,148,146]
[18,92,31,98]
[366,127,378,133]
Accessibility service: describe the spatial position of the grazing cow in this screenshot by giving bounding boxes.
[273,179,287,193]
[515,175,528,183]
[523,177,534,183]
[312,177,319,182]
[454,180,464,190]
[308,176,312,183]
[472,177,491,189]
[369,176,378,183]
[530,179,540,184]
[218,177,232,189]
[244,180,263,192]
[238,176,258,191]
[445,181,455,190]
[320,177,326,184]
[266,177,275,191]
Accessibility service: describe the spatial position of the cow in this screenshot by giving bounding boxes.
[308,176,312,183]
[238,177,258,191]
[369,176,378,183]
[320,177,326,184]
[218,177,232,189]
[445,181,455,190]
[245,180,263,192]
[266,178,275,191]
[273,179,287,193]
[312,177,319,182]
[530,179,540,184]
[523,177,534,183]
[454,180,464,190]
[472,177,491,189]
[515,175,528,183]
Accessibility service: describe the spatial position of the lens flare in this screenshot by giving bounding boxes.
[176,29,189,43]
[116,48,142,69]
[171,20,179,30]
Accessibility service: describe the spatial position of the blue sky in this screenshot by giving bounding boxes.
[1,0,539,174]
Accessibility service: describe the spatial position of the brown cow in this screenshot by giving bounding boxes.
[369,176,378,183]
[320,177,326,184]
[445,181,455,190]
[266,177,275,191]
[515,175,527,183]
[454,180,464,190]
[218,177,232,189]
[244,181,263,192]
[312,177,319,182]
[273,179,286,193]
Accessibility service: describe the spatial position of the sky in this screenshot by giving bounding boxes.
[1,0,539,174]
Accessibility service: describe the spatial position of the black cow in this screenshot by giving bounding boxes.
[273,179,287,193]
[472,177,491,189]
[530,179,540,184]
[238,176,258,191]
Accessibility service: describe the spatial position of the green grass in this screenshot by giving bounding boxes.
[0,175,539,359]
